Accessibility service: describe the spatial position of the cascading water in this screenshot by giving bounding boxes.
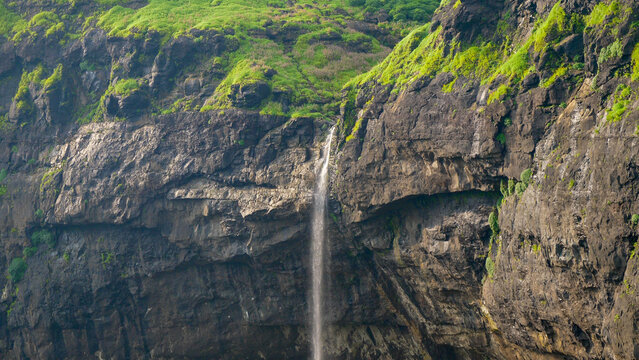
[310,127,335,360]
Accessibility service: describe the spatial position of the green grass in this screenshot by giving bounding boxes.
[633,43,639,81]
[0,1,25,38]
[349,1,571,94]
[599,39,623,64]
[113,78,142,96]
[542,66,567,87]
[43,64,63,91]
[487,84,510,105]
[0,0,434,119]
[92,0,418,116]
[13,11,65,42]
[349,0,440,22]
[531,2,566,52]
[586,0,621,27]
[607,84,634,123]
[204,59,270,109]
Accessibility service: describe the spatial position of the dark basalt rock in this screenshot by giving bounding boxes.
[229,81,272,108]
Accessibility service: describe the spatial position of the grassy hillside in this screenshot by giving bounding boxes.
[0,0,441,121]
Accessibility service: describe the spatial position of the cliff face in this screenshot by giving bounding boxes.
[334,0,639,358]
[1,0,639,359]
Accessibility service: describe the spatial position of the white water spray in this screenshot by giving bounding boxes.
[310,127,335,360]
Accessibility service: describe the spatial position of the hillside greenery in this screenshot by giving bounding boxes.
[0,0,441,121]
[340,0,639,137]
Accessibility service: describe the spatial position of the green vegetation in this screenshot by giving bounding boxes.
[520,168,533,185]
[598,39,623,64]
[40,164,64,192]
[0,168,7,196]
[1,0,439,123]
[542,67,567,88]
[43,64,64,91]
[204,59,270,109]
[22,246,38,258]
[346,0,572,99]
[531,2,566,52]
[631,214,639,227]
[113,78,142,96]
[0,1,25,38]
[348,0,440,22]
[485,256,495,278]
[488,210,500,236]
[8,258,27,283]
[0,0,26,37]
[632,43,639,82]
[488,84,510,105]
[12,64,65,114]
[101,252,114,268]
[13,11,65,42]
[532,244,540,254]
[86,0,426,119]
[31,229,56,248]
[500,169,533,198]
[586,0,621,27]
[607,84,634,123]
[14,66,45,113]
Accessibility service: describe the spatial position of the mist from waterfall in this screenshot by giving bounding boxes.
[310,127,335,360]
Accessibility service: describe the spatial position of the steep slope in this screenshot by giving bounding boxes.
[334,0,639,358]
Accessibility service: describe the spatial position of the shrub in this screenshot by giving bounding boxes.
[500,180,508,197]
[22,246,38,258]
[488,210,500,235]
[485,256,495,278]
[631,214,639,227]
[8,258,27,283]
[598,39,623,64]
[520,169,532,186]
[31,229,55,248]
[496,133,506,145]
[508,179,516,195]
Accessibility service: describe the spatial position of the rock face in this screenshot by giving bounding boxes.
[0,0,639,359]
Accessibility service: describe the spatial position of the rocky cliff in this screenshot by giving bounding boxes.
[0,0,638,359]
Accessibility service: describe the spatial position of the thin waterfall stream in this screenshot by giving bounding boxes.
[310,127,335,360]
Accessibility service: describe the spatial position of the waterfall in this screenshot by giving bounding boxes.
[310,127,335,360]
